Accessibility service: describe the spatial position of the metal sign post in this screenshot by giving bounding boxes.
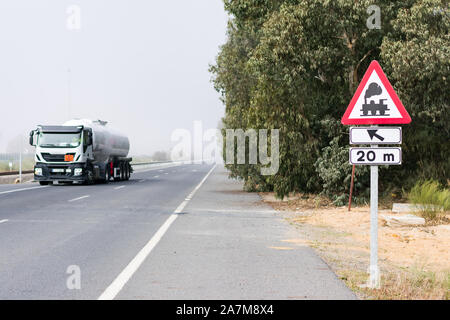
[341,61,411,289]
[369,144,380,288]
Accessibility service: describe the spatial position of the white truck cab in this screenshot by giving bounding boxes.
[29,119,132,185]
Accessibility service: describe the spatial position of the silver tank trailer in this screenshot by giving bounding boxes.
[63,119,129,164]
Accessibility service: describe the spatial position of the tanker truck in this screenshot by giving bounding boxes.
[29,119,132,185]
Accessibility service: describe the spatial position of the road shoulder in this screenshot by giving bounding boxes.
[117,165,356,299]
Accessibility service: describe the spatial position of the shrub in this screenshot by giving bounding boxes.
[315,138,370,206]
[409,180,450,221]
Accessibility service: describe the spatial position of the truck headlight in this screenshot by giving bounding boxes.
[74,168,83,176]
[35,168,43,176]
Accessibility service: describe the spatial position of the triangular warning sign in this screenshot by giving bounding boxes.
[341,60,411,125]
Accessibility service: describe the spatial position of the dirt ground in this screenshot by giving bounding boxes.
[260,192,450,300]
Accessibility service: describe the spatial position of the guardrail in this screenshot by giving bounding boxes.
[0,161,175,177]
[131,161,173,166]
[0,170,34,177]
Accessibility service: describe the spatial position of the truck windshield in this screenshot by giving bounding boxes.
[38,132,81,148]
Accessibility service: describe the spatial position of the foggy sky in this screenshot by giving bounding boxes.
[0,0,228,156]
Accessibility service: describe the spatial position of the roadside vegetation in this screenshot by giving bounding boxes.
[213,2,449,298]
[409,180,450,223]
[0,158,35,172]
[211,0,449,203]
[340,264,449,300]
[261,193,450,300]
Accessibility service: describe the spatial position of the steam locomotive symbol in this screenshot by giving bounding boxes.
[361,82,390,116]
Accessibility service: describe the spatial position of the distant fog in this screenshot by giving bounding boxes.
[0,0,228,156]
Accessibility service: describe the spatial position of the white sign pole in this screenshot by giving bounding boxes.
[369,142,380,288]
[341,61,411,289]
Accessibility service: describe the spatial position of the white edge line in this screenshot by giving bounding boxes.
[0,186,48,195]
[98,164,217,300]
[114,186,125,190]
[68,195,90,202]
[0,219,8,224]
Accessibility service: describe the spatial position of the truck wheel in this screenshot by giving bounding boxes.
[115,163,123,181]
[113,166,121,181]
[86,169,95,185]
[104,164,111,183]
[125,163,130,180]
[120,163,125,180]
[39,181,49,186]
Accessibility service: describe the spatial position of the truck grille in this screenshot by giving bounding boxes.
[47,166,71,177]
[41,153,75,162]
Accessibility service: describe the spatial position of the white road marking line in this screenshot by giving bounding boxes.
[114,186,125,190]
[187,209,277,214]
[138,179,146,183]
[153,175,159,178]
[68,195,90,202]
[98,164,217,300]
[0,186,48,195]
[0,219,8,224]
[164,173,168,175]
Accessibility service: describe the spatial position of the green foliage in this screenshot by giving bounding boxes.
[381,0,450,186]
[409,180,450,221]
[315,137,370,206]
[211,0,449,200]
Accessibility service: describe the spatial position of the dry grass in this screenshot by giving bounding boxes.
[409,180,450,222]
[373,268,449,300]
[336,266,449,300]
[259,192,334,211]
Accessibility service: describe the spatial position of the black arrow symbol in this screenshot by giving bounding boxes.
[367,129,384,141]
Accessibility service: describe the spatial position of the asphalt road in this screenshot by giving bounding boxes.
[0,163,355,299]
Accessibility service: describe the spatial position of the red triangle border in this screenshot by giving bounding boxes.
[341,60,411,125]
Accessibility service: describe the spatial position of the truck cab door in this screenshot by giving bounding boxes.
[83,129,94,159]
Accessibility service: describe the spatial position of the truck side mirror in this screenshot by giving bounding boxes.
[83,130,93,148]
[29,131,35,146]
